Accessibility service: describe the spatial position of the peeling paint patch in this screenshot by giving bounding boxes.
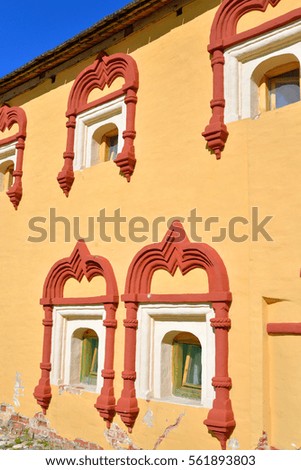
[13,372,24,407]
[142,408,154,427]
[58,384,84,395]
[228,437,239,450]
[0,403,103,449]
[104,423,141,450]
[0,403,14,426]
[153,413,185,450]
[255,431,278,450]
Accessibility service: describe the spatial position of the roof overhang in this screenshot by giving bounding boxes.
[0,0,177,99]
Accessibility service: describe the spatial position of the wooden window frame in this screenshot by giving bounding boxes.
[172,332,202,400]
[98,128,119,163]
[80,329,99,386]
[259,62,300,112]
[0,162,14,193]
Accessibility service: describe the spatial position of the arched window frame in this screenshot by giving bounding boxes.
[58,52,139,196]
[116,221,234,450]
[33,240,119,427]
[0,104,27,209]
[224,30,301,122]
[202,1,301,158]
[73,95,126,170]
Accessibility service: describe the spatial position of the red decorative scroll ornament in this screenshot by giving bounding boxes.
[202,0,281,159]
[116,221,235,449]
[33,240,119,427]
[58,52,139,196]
[0,105,27,209]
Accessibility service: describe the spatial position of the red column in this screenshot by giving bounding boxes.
[6,137,25,209]
[116,301,139,431]
[202,49,228,159]
[115,89,137,181]
[33,305,53,414]
[57,115,76,196]
[95,303,117,427]
[204,301,235,449]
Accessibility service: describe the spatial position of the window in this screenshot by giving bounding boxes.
[79,329,99,386]
[266,66,300,110]
[92,123,119,165]
[0,142,16,193]
[255,59,301,115]
[104,133,118,162]
[58,53,139,196]
[0,162,14,193]
[51,305,106,392]
[74,96,125,170]
[0,105,27,209]
[224,19,301,121]
[135,303,215,408]
[172,332,202,400]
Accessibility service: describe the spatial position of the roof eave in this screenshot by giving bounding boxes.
[0,0,173,97]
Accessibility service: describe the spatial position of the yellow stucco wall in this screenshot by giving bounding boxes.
[1,0,301,450]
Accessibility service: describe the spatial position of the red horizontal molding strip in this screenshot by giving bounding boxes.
[267,323,301,335]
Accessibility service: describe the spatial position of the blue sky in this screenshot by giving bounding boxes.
[0,1,132,78]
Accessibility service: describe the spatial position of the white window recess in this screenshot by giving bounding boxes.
[51,305,106,393]
[224,19,301,122]
[0,141,17,191]
[135,303,215,408]
[74,96,126,170]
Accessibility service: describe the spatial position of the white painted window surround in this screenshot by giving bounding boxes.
[50,305,106,393]
[73,96,126,170]
[0,141,17,183]
[135,303,215,408]
[224,19,301,122]
[0,141,17,164]
[0,142,17,191]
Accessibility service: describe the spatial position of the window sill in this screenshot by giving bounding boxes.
[140,395,209,408]
[57,383,98,395]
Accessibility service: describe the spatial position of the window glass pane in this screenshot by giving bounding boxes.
[183,344,202,387]
[92,125,118,164]
[269,69,300,109]
[80,334,98,386]
[172,334,202,400]
[107,135,118,161]
[274,82,300,108]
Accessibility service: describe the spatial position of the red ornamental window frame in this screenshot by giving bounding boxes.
[116,221,235,450]
[0,104,27,209]
[58,52,139,196]
[33,240,119,427]
[201,0,301,159]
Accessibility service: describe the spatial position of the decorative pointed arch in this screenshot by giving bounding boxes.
[41,239,118,303]
[209,0,281,48]
[34,240,119,427]
[0,104,27,209]
[57,52,139,196]
[202,0,283,159]
[116,221,235,450]
[123,221,230,300]
[66,52,139,115]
